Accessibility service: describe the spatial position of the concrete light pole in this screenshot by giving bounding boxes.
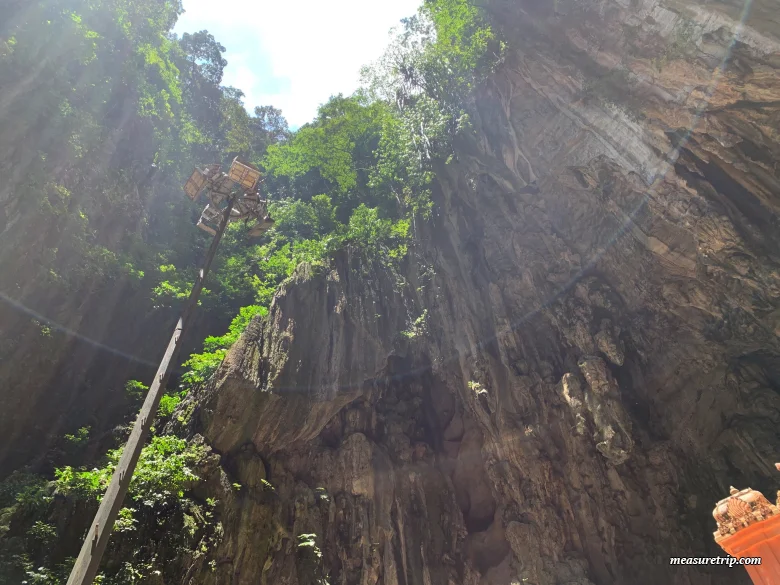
[66,159,270,585]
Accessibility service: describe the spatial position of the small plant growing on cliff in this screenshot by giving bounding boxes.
[344,204,411,262]
[110,559,161,584]
[401,309,429,339]
[63,426,90,446]
[114,507,138,533]
[21,562,73,585]
[0,471,52,512]
[180,350,225,387]
[176,399,197,426]
[468,380,487,395]
[33,320,53,338]
[297,533,323,559]
[125,380,148,404]
[158,392,183,418]
[27,521,57,545]
[180,304,268,389]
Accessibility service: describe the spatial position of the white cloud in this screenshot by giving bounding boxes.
[175,0,421,128]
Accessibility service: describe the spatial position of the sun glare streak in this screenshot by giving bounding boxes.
[0,290,159,368]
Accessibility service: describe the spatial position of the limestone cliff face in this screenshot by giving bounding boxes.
[171,1,780,584]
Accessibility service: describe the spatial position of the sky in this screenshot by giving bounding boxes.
[174,0,422,130]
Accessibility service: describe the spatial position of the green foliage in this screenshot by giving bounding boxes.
[158,393,182,418]
[63,426,90,447]
[468,380,487,395]
[369,100,440,219]
[0,472,51,512]
[125,380,148,404]
[20,559,75,585]
[291,238,330,267]
[31,320,53,338]
[130,437,204,504]
[53,463,112,501]
[261,97,415,267]
[250,245,296,305]
[180,350,226,388]
[360,0,504,217]
[345,205,411,260]
[37,436,218,583]
[203,305,267,352]
[264,95,385,200]
[270,195,339,241]
[114,507,138,533]
[424,0,503,90]
[181,304,268,389]
[51,434,210,584]
[55,436,204,506]
[102,559,162,584]
[151,264,191,306]
[27,522,57,546]
[297,533,322,559]
[401,309,429,339]
[176,400,197,426]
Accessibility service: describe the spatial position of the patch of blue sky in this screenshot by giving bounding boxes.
[174,0,422,130]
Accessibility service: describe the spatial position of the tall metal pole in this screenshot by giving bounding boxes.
[66,197,236,585]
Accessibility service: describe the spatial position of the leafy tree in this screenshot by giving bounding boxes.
[270,194,338,241]
[263,94,393,219]
[360,0,505,219]
[178,30,227,86]
[250,105,291,158]
[63,426,90,447]
[345,205,410,261]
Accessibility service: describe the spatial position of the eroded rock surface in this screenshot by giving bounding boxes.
[171,1,780,583]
